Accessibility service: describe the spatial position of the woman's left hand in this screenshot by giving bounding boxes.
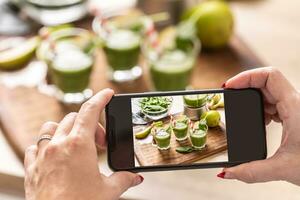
[24,89,143,200]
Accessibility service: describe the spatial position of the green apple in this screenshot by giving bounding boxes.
[183,0,234,49]
[0,37,40,71]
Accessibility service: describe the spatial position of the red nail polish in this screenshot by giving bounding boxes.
[217,171,226,178]
[221,82,226,88]
[139,175,144,183]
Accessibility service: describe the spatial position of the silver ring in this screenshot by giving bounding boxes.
[37,134,53,145]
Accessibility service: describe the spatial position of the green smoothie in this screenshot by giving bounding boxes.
[173,122,188,141]
[172,115,189,141]
[183,94,208,108]
[176,21,197,51]
[154,129,171,150]
[190,129,207,149]
[150,50,195,91]
[152,124,171,150]
[103,30,141,71]
[50,49,92,93]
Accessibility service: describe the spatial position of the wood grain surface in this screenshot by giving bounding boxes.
[0,33,263,160]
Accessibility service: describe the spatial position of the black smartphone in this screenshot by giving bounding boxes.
[105,89,266,172]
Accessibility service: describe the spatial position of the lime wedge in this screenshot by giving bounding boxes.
[0,37,40,70]
[38,24,73,38]
[158,26,176,50]
[135,126,152,139]
[37,27,94,61]
[109,9,144,31]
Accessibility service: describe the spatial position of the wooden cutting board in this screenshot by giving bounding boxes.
[0,35,264,160]
[133,115,227,166]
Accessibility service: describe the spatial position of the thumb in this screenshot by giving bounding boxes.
[220,157,282,183]
[107,171,143,196]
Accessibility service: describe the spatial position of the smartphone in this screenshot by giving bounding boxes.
[105,89,266,172]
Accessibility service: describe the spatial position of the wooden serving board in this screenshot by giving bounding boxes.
[0,34,264,160]
[133,116,227,166]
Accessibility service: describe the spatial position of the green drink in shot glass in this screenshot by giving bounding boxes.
[50,48,93,95]
[149,50,196,91]
[172,115,189,141]
[190,120,208,149]
[41,27,95,104]
[152,123,172,150]
[103,30,141,71]
[144,23,200,91]
[93,10,153,82]
[190,129,207,149]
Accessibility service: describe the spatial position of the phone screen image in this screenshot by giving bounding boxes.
[131,93,228,167]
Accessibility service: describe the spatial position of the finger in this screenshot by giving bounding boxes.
[261,88,276,104]
[220,157,281,183]
[271,113,282,123]
[53,112,77,140]
[71,88,114,140]
[264,113,271,125]
[37,122,58,154]
[24,145,38,172]
[107,172,143,197]
[95,123,106,149]
[225,67,296,103]
[264,103,277,115]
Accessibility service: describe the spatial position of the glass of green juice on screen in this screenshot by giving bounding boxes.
[183,94,208,120]
[144,21,200,91]
[171,115,189,141]
[152,124,172,150]
[92,10,153,82]
[190,120,208,149]
[42,28,95,104]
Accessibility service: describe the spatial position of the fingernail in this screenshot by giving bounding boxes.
[104,88,114,93]
[136,175,144,185]
[221,82,226,88]
[217,171,226,179]
[217,171,235,179]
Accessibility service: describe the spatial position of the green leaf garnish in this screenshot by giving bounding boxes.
[176,146,194,154]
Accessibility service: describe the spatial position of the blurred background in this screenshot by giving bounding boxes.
[0,0,300,199]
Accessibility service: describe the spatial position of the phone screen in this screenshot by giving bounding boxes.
[130,92,228,167]
[106,89,266,171]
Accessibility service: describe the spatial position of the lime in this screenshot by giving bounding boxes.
[135,125,152,139]
[0,37,40,70]
[37,27,94,61]
[158,26,177,50]
[38,24,73,38]
[201,110,221,127]
[183,0,234,49]
[109,9,144,31]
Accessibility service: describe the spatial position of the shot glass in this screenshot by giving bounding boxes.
[43,27,95,104]
[93,9,153,82]
[171,115,189,141]
[143,23,200,91]
[152,125,172,150]
[189,121,208,149]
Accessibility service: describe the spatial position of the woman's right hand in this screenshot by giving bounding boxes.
[219,67,300,186]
